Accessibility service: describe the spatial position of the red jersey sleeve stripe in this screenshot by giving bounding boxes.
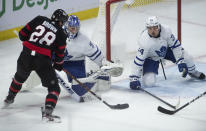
[58,45,66,50]
[56,53,64,58]
[20,30,28,37]
[26,24,32,31]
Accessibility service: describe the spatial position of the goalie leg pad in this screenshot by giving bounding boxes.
[72,82,96,96]
[95,72,111,91]
[71,76,97,96]
[80,73,111,102]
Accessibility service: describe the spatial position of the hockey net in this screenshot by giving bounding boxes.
[86,0,180,79]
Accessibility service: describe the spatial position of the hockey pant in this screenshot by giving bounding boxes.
[8,47,60,109]
[142,47,196,87]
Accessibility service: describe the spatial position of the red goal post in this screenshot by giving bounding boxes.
[106,0,126,61]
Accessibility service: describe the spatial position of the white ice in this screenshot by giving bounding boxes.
[1,0,206,131]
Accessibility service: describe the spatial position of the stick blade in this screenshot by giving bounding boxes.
[157,106,175,115]
[109,103,129,110]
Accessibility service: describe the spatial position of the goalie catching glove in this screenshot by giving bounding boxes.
[100,58,123,77]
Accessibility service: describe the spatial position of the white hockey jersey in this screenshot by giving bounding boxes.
[131,24,184,77]
[64,32,104,66]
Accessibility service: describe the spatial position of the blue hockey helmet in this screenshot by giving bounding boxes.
[63,15,80,39]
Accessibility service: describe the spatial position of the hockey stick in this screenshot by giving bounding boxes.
[63,69,129,110]
[139,88,179,109]
[158,91,206,115]
[160,59,167,80]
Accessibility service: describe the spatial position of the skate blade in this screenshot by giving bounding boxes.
[1,102,13,109]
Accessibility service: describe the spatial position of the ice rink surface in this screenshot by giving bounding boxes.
[0,0,206,131]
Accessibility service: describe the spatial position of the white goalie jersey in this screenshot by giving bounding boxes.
[64,32,104,67]
[131,24,184,78]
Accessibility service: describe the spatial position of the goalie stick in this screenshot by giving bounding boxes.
[139,88,180,109]
[158,91,206,115]
[63,69,129,110]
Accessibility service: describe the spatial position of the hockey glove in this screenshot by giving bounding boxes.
[178,63,188,77]
[129,75,141,90]
[53,62,63,71]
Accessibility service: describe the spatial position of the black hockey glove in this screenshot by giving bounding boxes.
[53,62,63,71]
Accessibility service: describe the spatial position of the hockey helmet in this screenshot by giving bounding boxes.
[63,15,80,39]
[51,9,68,26]
[145,16,160,28]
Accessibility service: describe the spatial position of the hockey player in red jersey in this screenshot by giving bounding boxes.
[3,9,68,122]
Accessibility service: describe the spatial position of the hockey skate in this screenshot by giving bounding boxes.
[3,92,15,108]
[189,71,205,80]
[41,106,61,123]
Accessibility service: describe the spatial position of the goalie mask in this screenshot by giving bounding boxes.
[63,15,80,39]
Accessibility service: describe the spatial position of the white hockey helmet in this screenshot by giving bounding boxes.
[145,16,160,28]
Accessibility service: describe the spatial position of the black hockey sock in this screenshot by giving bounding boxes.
[45,91,59,109]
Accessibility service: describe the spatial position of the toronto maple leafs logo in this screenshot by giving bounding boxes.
[155,46,167,57]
